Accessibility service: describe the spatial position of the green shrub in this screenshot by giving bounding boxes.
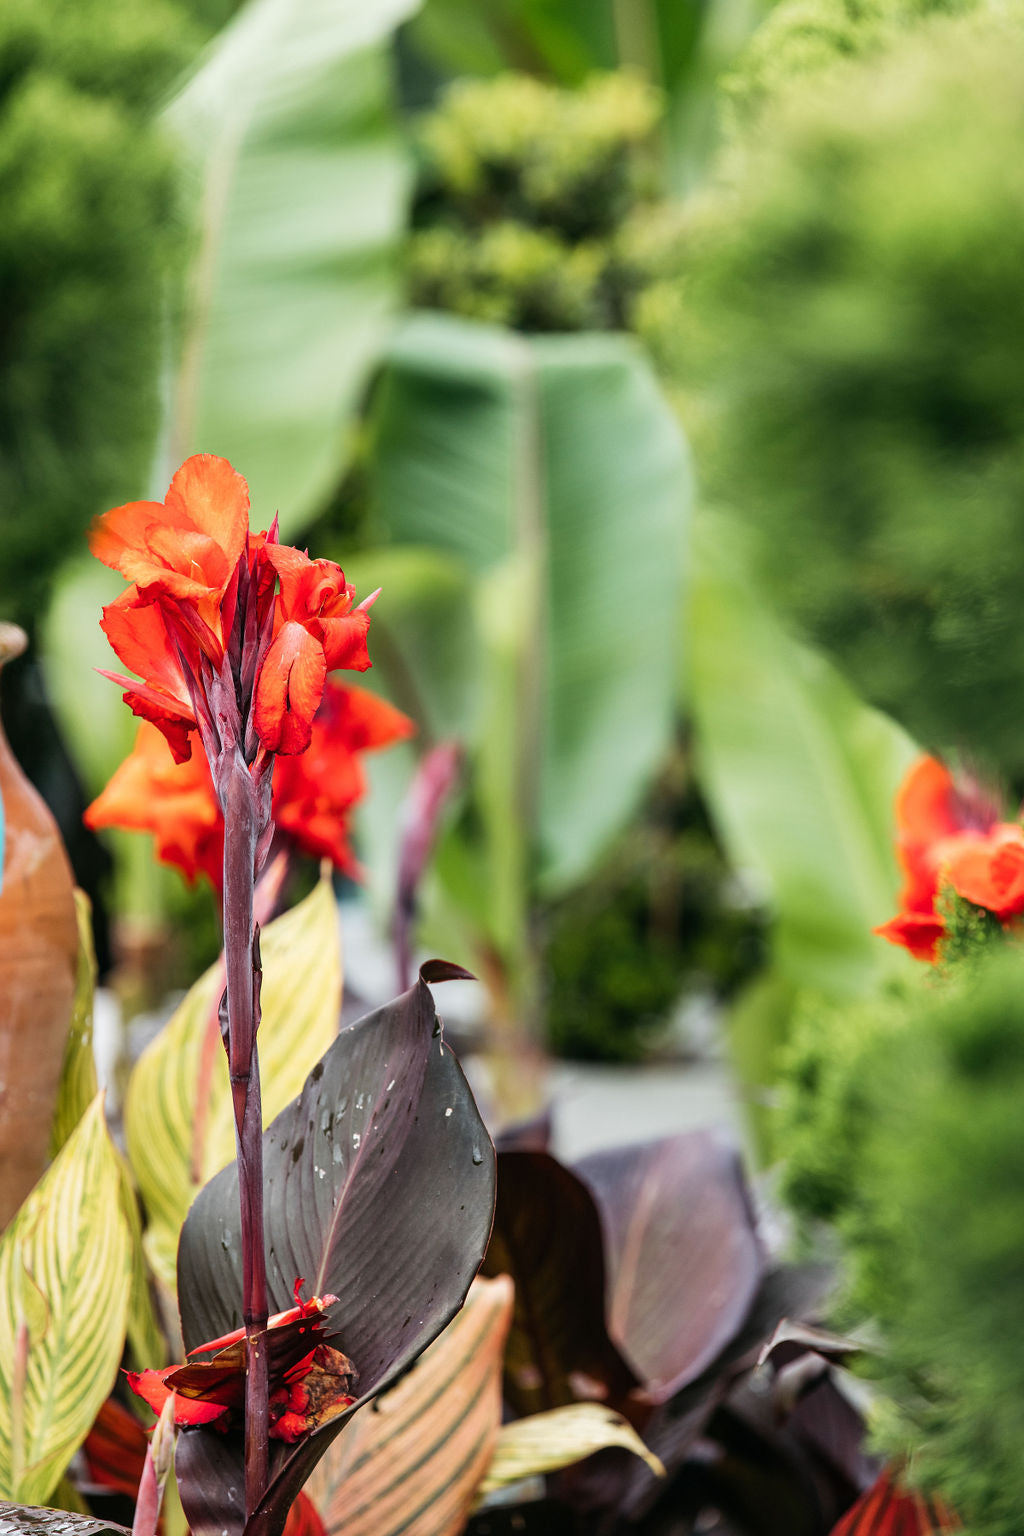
[831,951,1024,1531]
[0,0,197,625]
[408,70,688,335]
[678,16,1024,775]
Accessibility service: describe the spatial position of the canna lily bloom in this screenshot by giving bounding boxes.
[254,545,376,755]
[84,682,413,890]
[85,720,224,887]
[90,454,376,777]
[90,455,250,663]
[875,755,1024,962]
[830,1465,959,1534]
[127,1282,355,1444]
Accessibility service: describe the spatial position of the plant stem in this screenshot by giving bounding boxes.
[222,751,269,1519]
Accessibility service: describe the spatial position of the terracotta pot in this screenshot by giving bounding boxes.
[0,623,78,1229]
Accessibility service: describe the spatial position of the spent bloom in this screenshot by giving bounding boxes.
[127,1282,354,1444]
[85,682,413,890]
[875,755,1024,962]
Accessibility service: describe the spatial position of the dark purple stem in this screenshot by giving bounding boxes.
[222,750,269,1519]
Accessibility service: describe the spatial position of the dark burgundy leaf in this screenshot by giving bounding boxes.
[0,1509,130,1536]
[175,966,495,1536]
[575,1133,763,1404]
[480,1151,640,1416]
[572,1264,836,1525]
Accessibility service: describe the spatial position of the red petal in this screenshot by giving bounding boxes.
[830,1469,960,1533]
[319,610,371,672]
[282,1493,328,1536]
[874,912,945,963]
[163,454,250,571]
[254,622,327,755]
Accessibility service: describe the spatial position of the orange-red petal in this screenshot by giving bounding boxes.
[874,912,946,964]
[162,454,250,572]
[830,1467,960,1533]
[945,829,1024,919]
[125,1367,230,1429]
[254,621,327,755]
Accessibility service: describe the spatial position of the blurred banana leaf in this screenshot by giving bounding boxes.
[364,311,690,908]
[162,0,420,537]
[688,509,916,999]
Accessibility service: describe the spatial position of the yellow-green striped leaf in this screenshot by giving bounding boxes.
[305,1275,513,1536]
[475,1404,665,1503]
[0,1095,132,1505]
[48,893,98,1159]
[124,880,342,1289]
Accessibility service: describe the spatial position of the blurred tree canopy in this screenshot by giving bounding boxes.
[0,0,211,628]
[677,8,1024,778]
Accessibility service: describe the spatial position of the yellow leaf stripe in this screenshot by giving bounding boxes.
[306,1275,514,1536]
[0,1094,132,1505]
[125,880,342,1290]
[475,1403,665,1502]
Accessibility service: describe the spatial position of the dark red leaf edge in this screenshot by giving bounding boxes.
[174,965,495,1536]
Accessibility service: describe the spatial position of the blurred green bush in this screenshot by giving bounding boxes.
[0,0,201,627]
[408,71,689,335]
[677,12,1024,777]
[779,950,1024,1533]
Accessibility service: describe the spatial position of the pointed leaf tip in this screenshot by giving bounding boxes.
[419,959,476,985]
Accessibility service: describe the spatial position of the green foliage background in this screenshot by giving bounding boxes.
[778,950,1024,1535]
[0,0,224,628]
[677,6,1024,777]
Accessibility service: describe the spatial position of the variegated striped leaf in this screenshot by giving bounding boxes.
[474,1404,665,1503]
[0,1095,131,1505]
[48,893,98,1159]
[305,1275,513,1536]
[124,880,342,1289]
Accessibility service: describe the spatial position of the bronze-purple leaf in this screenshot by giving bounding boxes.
[0,1508,130,1536]
[174,966,495,1536]
[480,1151,640,1417]
[575,1132,764,1404]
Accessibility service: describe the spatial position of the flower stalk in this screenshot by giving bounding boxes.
[221,750,270,1513]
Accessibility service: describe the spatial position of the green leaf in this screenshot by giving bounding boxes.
[0,1096,132,1506]
[688,510,917,998]
[48,894,98,1160]
[163,0,419,538]
[475,1404,664,1502]
[123,880,342,1290]
[368,312,690,895]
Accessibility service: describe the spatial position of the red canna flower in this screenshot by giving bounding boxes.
[829,1466,959,1534]
[90,454,375,783]
[84,682,413,890]
[85,720,224,887]
[126,1282,355,1442]
[875,755,1024,962]
[254,545,376,755]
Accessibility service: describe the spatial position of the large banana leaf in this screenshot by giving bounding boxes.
[124,880,342,1289]
[0,1097,132,1506]
[162,0,419,537]
[688,510,916,998]
[366,312,690,898]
